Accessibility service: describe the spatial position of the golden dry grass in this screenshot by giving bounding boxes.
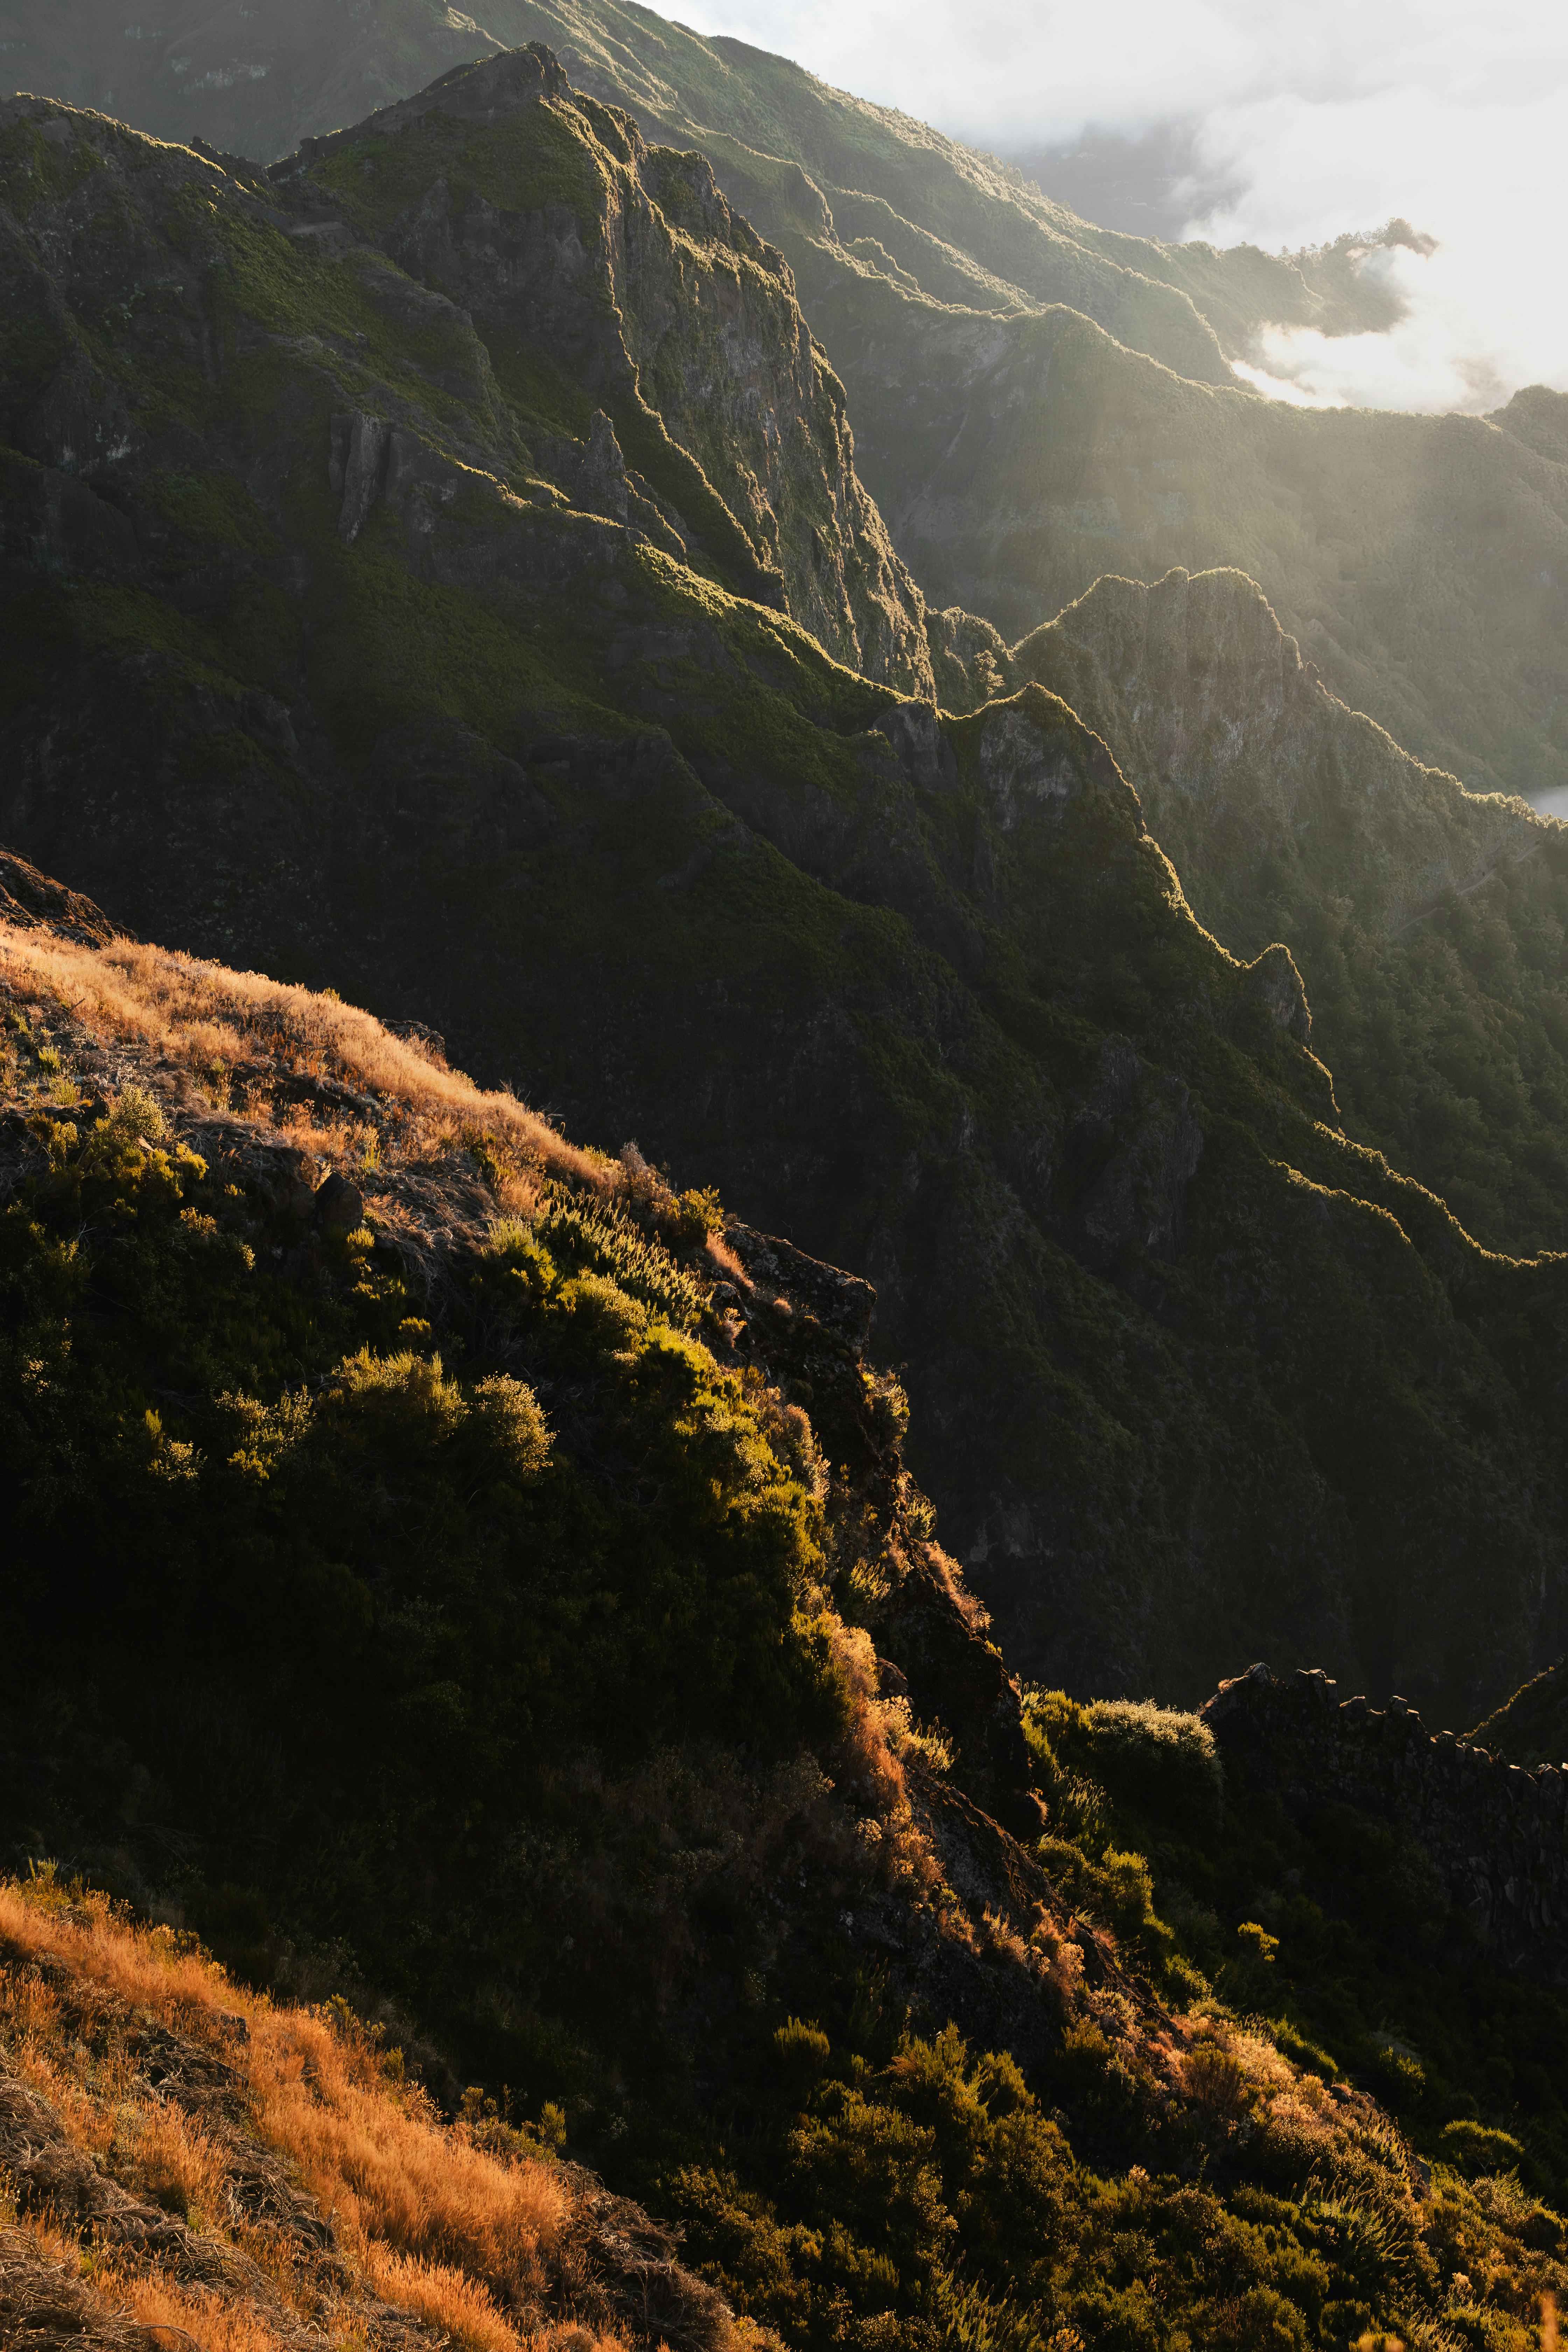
[101,2261,286,2352]
[246,2000,564,2290]
[0,924,600,1185]
[361,2244,528,2352]
[0,1877,569,2350]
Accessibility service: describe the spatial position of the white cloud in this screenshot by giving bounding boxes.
[674,0,1568,413]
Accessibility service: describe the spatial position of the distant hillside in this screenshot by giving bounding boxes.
[0,0,1398,377]
[821,292,1568,802]
[988,564,1568,1257]
[7,2,1564,803]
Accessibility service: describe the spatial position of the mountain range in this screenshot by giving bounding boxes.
[10,0,1564,803]
[5,14,1568,2351]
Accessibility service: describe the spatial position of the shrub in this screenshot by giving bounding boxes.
[1082,1697,1223,1834]
[1439,2120,1528,2179]
[774,2017,833,2096]
[105,1082,166,1143]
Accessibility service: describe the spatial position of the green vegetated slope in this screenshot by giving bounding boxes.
[7,65,1568,1730]
[6,944,1568,2352]
[981,564,1568,1258]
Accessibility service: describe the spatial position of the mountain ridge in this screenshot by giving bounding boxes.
[10,5,1567,806]
[8,59,1568,1728]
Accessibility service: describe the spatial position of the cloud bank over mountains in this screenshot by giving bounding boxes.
[679,0,1568,413]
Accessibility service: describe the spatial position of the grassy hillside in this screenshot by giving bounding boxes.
[8,66,1568,1731]
[0,1873,697,2352]
[5,915,1568,2352]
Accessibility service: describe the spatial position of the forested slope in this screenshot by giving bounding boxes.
[983,565,1568,1257]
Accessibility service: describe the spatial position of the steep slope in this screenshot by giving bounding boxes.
[271,49,934,692]
[6,911,1568,2352]
[1470,1658,1568,1768]
[8,69,1568,1731]
[9,8,1566,803]
[0,47,930,691]
[993,564,1568,1257]
[0,1877,730,2352]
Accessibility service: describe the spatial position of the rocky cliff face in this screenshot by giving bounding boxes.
[0,51,930,692]
[1205,1664,1568,1989]
[267,47,933,693]
[1022,566,1541,939]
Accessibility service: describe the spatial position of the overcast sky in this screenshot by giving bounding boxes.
[675,0,1568,413]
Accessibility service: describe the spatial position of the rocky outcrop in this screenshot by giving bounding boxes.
[1204,1664,1568,1987]
[0,845,120,946]
[717,1217,1040,1834]
[271,48,934,693]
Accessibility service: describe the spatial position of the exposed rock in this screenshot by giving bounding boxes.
[1243,943,1311,1046]
[0,845,121,946]
[276,49,933,691]
[313,1171,365,1230]
[1203,1664,1568,1986]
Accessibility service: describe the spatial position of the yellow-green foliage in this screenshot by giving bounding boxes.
[1,1106,845,1795]
[658,2007,1566,2352]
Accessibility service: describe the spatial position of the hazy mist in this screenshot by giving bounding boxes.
[678,0,1568,414]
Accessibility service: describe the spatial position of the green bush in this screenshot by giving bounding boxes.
[1081,1698,1223,1835]
[1439,2119,1528,2178]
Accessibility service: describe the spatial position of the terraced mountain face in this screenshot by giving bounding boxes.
[7,58,1568,1728]
[988,565,1568,1258]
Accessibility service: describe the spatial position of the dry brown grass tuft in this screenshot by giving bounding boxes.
[0,1878,566,2345]
[0,925,600,1185]
[246,2000,564,2290]
[129,2101,227,2222]
[361,2244,526,2351]
[100,2260,285,2352]
[0,2215,147,2352]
